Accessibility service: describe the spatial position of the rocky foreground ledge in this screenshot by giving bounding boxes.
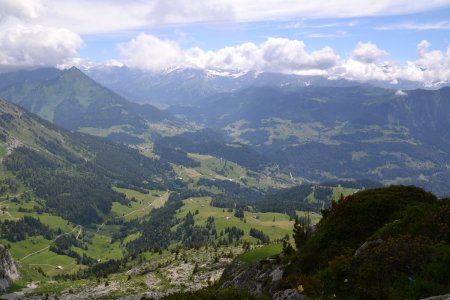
[0,244,19,293]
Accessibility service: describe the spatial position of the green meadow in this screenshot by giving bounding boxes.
[238,244,283,266]
[177,197,293,242]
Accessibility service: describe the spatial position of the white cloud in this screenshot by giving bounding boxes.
[351,42,388,63]
[41,0,149,35]
[409,40,450,85]
[0,0,85,71]
[193,42,263,71]
[375,20,450,31]
[117,35,450,86]
[261,38,339,72]
[279,20,360,30]
[0,0,47,22]
[306,31,348,38]
[118,35,340,73]
[6,0,449,34]
[0,24,84,71]
[395,89,408,96]
[147,0,234,25]
[335,40,450,86]
[219,0,450,22]
[118,34,185,71]
[333,58,394,82]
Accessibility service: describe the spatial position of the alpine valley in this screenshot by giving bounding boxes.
[0,67,449,300]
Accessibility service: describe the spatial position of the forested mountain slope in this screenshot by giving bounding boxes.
[0,98,176,224]
[171,86,450,195]
[0,67,177,143]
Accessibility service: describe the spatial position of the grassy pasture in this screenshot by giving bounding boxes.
[176,197,293,242]
[237,244,283,266]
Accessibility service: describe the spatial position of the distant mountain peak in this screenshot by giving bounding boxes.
[61,66,87,77]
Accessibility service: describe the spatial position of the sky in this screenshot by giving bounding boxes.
[1,0,450,85]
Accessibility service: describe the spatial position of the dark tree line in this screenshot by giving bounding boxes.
[176,214,217,249]
[0,178,20,196]
[0,216,55,242]
[199,178,263,210]
[249,228,270,244]
[50,235,96,266]
[153,145,200,168]
[126,190,211,255]
[257,185,319,217]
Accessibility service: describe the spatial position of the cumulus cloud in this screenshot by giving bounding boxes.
[335,40,450,86]
[117,35,450,86]
[118,34,185,71]
[0,0,85,72]
[0,24,84,71]
[118,35,340,73]
[351,41,388,63]
[410,40,450,85]
[260,38,338,72]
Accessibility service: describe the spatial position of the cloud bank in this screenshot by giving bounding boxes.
[119,35,340,74]
[28,0,450,34]
[117,34,450,86]
[1,0,449,34]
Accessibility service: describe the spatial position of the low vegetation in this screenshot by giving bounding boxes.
[281,186,450,300]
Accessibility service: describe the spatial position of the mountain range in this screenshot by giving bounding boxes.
[0,66,449,299]
[84,66,441,108]
[1,66,450,197]
[171,85,450,196]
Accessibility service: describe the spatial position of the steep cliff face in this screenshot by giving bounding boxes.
[0,244,19,292]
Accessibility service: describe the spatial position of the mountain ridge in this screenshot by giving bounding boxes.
[169,85,450,196]
[0,96,177,224]
[0,67,178,143]
[84,65,449,107]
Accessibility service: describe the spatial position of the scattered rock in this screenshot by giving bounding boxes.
[220,258,284,297]
[5,138,24,155]
[272,289,304,300]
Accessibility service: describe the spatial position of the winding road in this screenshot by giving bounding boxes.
[19,225,82,262]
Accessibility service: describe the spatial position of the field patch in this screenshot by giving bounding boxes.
[238,244,283,266]
[177,197,293,242]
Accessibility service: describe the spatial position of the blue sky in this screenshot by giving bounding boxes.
[79,7,450,64]
[1,0,450,85]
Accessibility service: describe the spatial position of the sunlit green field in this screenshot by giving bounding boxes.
[111,187,168,220]
[238,244,283,266]
[176,197,294,242]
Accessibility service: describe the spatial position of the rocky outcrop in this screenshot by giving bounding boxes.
[220,257,298,299]
[0,244,19,292]
[273,289,304,300]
